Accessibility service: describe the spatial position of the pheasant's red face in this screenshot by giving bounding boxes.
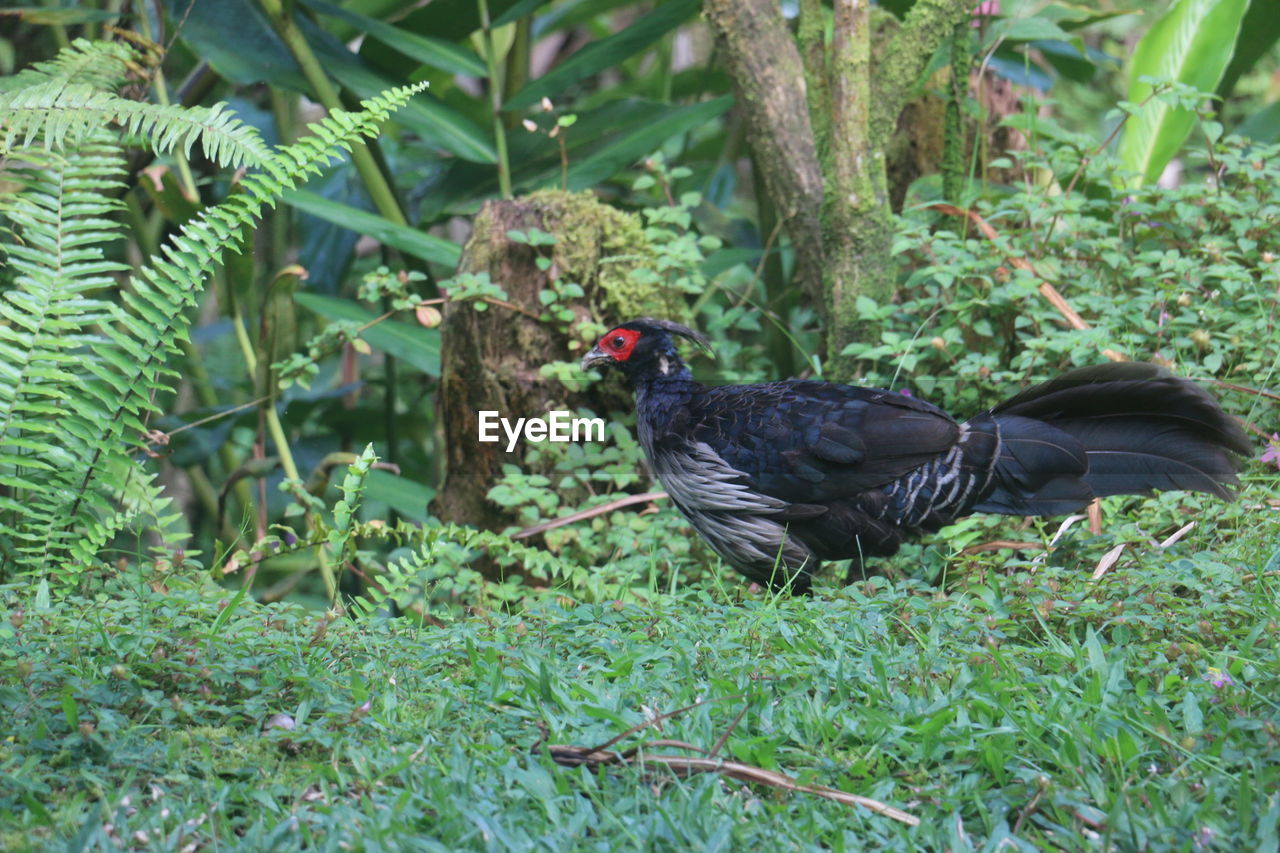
[597,328,642,361]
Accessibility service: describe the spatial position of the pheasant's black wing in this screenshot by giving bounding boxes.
[679,381,962,504]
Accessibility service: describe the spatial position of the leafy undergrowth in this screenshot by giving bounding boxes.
[2,515,1278,852]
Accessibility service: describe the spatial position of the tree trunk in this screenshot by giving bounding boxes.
[705,0,973,379]
[432,190,682,543]
[703,0,826,309]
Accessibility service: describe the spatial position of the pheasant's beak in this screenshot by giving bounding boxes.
[580,346,610,372]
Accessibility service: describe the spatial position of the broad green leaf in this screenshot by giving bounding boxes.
[1118,0,1250,187]
[985,16,1081,50]
[301,0,487,77]
[1216,0,1280,100]
[392,0,524,43]
[1039,4,1143,31]
[1031,41,1095,84]
[166,0,494,162]
[365,469,435,522]
[537,0,647,35]
[702,247,768,279]
[318,0,421,40]
[162,0,310,91]
[421,96,732,219]
[60,688,78,728]
[567,95,733,188]
[985,53,1054,92]
[326,60,496,163]
[294,293,441,376]
[1182,691,1204,734]
[493,0,549,28]
[504,0,700,110]
[283,189,462,268]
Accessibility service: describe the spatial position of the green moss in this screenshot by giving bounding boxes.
[520,189,691,324]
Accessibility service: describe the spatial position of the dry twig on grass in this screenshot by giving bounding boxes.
[536,697,921,827]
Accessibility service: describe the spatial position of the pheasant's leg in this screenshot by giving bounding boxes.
[845,536,869,584]
[844,555,867,585]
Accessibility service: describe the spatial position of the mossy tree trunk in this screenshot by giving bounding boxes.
[432,191,682,542]
[705,0,972,379]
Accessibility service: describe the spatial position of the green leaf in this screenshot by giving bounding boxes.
[565,96,733,188]
[162,0,310,91]
[283,189,462,268]
[34,578,50,611]
[294,293,441,376]
[208,585,249,638]
[503,0,700,110]
[492,0,549,28]
[60,687,79,728]
[1182,691,1204,734]
[701,247,767,279]
[1216,0,1280,101]
[365,469,435,522]
[986,16,1081,49]
[1039,4,1143,31]
[391,0,526,43]
[1031,40,1104,84]
[300,0,487,77]
[1118,0,1250,186]
[324,60,496,163]
[166,0,494,162]
[420,96,732,219]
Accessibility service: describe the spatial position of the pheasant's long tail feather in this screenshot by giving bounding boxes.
[969,363,1248,515]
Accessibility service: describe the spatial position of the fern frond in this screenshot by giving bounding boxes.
[350,521,585,619]
[0,135,128,564]
[1,82,269,169]
[0,35,428,575]
[0,39,133,94]
[38,83,428,572]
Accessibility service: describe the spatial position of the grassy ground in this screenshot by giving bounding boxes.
[2,502,1278,851]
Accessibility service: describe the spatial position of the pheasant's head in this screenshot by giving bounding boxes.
[580,318,711,381]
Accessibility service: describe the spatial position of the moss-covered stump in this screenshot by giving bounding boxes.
[432,190,683,543]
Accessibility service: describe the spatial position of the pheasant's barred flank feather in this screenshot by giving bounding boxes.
[584,319,1249,593]
[0,36,427,574]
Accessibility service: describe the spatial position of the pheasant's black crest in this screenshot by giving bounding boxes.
[583,319,1250,593]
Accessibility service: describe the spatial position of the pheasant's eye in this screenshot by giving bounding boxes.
[600,327,641,360]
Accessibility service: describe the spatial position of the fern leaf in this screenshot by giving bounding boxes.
[50,84,426,572]
[0,35,428,575]
[0,39,132,94]
[1,83,269,169]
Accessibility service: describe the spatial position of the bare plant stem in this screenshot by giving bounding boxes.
[478,0,513,199]
[259,0,410,229]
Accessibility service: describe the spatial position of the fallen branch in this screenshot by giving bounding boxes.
[957,540,1045,556]
[538,696,920,826]
[1211,379,1280,404]
[513,491,668,539]
[546,743,920,825]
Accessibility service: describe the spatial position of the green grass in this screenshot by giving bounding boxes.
[2,517,1278,851]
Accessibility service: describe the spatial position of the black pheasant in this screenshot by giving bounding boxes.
[581,318,1249,593]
